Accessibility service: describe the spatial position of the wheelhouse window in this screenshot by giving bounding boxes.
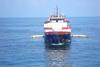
[50,19,64,22]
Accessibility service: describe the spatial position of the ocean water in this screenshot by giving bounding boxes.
[0,17,100,67]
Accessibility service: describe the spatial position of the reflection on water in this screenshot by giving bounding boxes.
[45,44,71,67]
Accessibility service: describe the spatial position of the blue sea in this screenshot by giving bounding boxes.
[0,17,100,67]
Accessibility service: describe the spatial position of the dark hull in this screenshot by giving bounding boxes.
[44,34,71,48]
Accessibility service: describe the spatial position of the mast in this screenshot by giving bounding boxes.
[56,6,59,16]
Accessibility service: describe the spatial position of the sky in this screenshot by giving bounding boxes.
[0,0,100,17]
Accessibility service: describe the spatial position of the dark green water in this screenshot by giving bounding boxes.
[0,17,100,67]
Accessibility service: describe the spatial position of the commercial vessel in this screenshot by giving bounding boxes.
[44,8,71,47]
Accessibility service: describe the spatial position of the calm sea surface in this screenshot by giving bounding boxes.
[0,17,100,67]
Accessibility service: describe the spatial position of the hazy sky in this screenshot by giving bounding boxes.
[0,0,100,17]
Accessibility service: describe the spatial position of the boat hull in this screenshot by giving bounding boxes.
[44,33,71,47]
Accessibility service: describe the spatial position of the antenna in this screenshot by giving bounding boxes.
[56,6,59,16]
